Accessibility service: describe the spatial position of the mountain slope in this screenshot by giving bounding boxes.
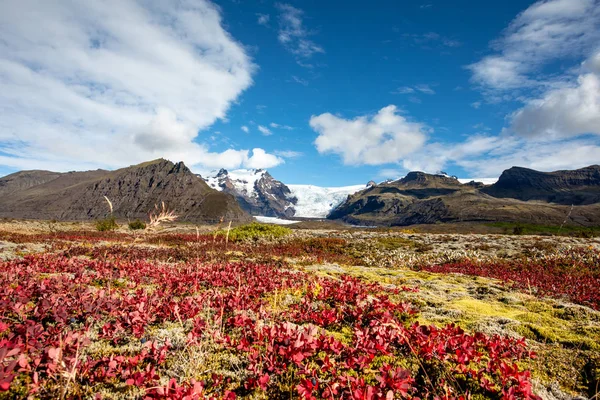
[0,159,250,223]
[482,165,600,205]
[329,167,600,227]
[0,170,64,196]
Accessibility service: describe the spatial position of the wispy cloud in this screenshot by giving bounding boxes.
[289,75,309,86]
[258,125,273,136]
[414,84,436,94]
[0,0,285,171]
[393,84,436,95]
[256,13,270,25]
[274,150,303,158]
[402,32,462,49]
[468,0,600,91]
[393,87,415,94]
[471,101,482,109]
[275,3,324,59]
[270,122,294,130]
[241,125,249,133]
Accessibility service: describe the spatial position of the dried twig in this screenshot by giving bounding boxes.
[147,201,178,230]
[103,196,113,214]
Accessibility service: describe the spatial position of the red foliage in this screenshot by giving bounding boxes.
[0,250,540,399]
[420,251,600,310]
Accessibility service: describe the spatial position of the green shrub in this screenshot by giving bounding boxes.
[512,225,524,235]
[128,219,147,230]
[96,216,119,231]
[220,222,292,242]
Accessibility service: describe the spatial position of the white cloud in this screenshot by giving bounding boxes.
[244,148,284,169]
[276,3,324,58]
[258,125,273,136]
[290,75,309,86]
[310,105,427,165]
[257,13,270,25]
[400,133,600,178]
[453,136,600,177]
[414,84,435,94]
[241,125,249,133]
[394,87,415,94]
[468,0,600,90]
[270,122,294,130]
[0,0,284,172]
[274,150,303,158]
[471,101,482,109]
[393,85,435,95]
[510,54,600,138]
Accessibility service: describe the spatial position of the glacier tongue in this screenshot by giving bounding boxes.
[287,184,366,218]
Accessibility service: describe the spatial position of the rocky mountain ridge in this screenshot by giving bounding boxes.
[0,159,250,223]
[329,165,600,226]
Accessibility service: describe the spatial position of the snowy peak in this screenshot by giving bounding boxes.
[202,169,297,218]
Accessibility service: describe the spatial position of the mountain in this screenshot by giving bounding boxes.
[329,167,600,227]
[203,169,297,218]
[202,169,366,219]
[482,165,600,205]
[0,159,250,223]
[0,170,64,196]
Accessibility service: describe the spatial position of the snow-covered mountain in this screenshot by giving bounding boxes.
[287,184,366,218]
[201,169,366,219]
[203,169,297,218]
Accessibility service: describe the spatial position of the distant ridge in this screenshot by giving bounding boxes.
[0,159,250,223]
[482,165,600,205]
[328,165,600,227]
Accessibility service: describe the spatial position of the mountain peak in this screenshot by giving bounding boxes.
[399,171,461,187]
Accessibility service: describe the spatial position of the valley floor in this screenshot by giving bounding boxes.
[0,220,599,399]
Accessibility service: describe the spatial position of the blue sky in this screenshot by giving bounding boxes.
[1,0,599,186]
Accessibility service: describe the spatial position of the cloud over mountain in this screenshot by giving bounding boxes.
[310,105,427,165]
[0,0,283,171]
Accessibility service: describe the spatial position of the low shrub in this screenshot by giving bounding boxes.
[128,219,147,230]
[221,222,292,242]
[95,216,119,231]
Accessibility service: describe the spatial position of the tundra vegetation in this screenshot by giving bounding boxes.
[0,220,598,399]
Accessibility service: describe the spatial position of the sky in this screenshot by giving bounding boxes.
[0,0,599,186]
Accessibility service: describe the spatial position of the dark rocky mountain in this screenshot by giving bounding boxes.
[329,166,600,227]
[482,165,600,205]
[203,169,297,218]
[0,159,250,223]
